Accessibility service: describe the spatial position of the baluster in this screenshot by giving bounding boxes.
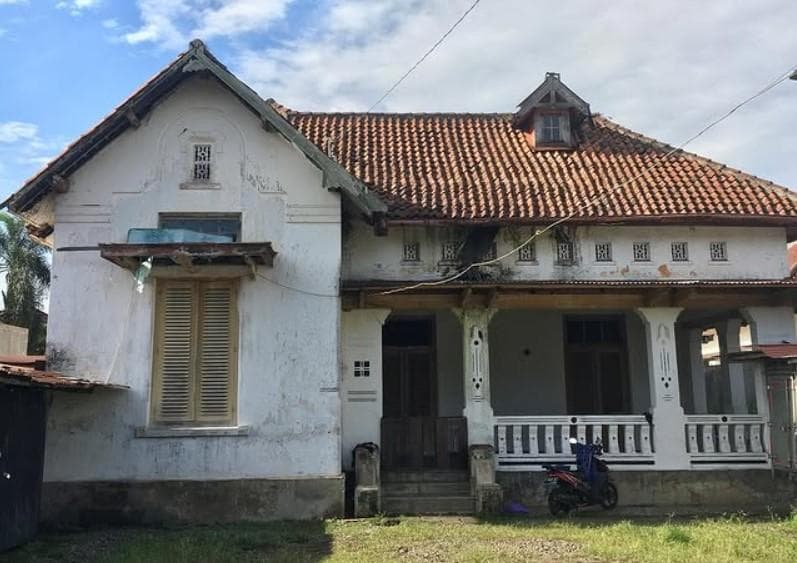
[718,424,731,453]
[687,424,698,453]
[592,424,603,447]
[702,424,715,453]
[512,425,523,456]
[560,425,572,455]
[624,424,637,453]
[497,425,508,456]
[750,423,764,453]
[544,425,555,455]
[528,425,539,455]
[640,424,652,455]
[733,424,747,453]
[608,425,619,454]
[577,424,587,444]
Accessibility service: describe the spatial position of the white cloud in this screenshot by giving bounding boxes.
[0,121,37,143]
[56,0,101,16]
[232,0,797,188]
[124,0,293,49]
[101,18,118,29]
[0,0,27,5]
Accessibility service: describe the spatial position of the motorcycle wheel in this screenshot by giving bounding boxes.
[547,487,571,517]
[600,482,618,510]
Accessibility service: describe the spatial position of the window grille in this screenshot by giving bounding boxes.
[193,144,212,181]
[595,242,612,262]
[556,241,575,265]
[482,242,497,261]
[354,360,371,377]
[633,242,651,262]
[709,241,727,262]
[671,242,689,262]
[441,241,460,262]
[403,242,420,262]
[518,241,536,262]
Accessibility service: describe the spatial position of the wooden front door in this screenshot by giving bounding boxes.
[381,317,467,469]
[564,316,631,414]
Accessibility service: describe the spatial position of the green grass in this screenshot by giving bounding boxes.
[4,514,797,563]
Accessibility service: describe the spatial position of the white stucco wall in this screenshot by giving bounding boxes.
[43,77,343,482]
[343,222,789,282]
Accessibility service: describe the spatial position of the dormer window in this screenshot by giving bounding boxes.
[541,115,563,143]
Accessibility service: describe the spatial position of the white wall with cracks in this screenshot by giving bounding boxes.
[43,76,343,482]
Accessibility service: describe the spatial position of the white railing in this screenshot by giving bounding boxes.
[685,415,770,466]
[494,415,655,471]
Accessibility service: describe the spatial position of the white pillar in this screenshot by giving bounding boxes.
[718,319,748,414]
[742,306,797,345]
[688,328,708,414]
[636,307,689,469]
[457,308,497,445]
[340,308,391,470]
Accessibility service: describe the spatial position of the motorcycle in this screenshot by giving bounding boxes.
[543,438,618,516]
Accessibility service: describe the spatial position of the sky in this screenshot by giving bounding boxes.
[1,0,797,202]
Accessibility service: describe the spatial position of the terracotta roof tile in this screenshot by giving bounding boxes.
[280,107,797,223]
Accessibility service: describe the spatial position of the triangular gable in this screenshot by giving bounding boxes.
[513,72,590,127]
[3,40,386,219]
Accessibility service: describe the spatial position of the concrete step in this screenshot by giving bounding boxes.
[382,469,469,483]
[382,480,472,496]
[382,494,475,515]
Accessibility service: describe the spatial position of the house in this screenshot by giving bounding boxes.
[4,40,797,523]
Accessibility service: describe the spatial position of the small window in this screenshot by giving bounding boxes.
[518,241,536,262]
[671,242,689,262]
[193,143,212,182]
[633,242,651,262]
[159,214,241,242]
[354,360,371,378]
[541,115,562,143]
[403,242,420,262]
[709,241,727,262]
[556,241,575,265]
[595,242,612,262]
[441,241,460,262]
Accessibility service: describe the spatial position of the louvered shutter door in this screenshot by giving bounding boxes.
[196,282,237,422]
[154,282,196,423]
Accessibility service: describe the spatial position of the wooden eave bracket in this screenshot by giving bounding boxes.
[51,174,70,194]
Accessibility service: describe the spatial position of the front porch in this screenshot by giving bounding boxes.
[341,285,796,479]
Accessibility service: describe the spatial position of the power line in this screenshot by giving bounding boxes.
[367,0,483,112]
[256,272,338,298]
[382,63,797,295]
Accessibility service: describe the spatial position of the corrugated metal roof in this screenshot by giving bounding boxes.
[0,357,127,391]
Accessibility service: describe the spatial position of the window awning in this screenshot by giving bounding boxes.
[98,242,276,273]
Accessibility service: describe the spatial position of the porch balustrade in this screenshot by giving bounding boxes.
[494,415,655,470]
[684,414,769,466]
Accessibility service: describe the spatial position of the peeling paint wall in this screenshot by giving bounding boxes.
[343,222,789,281]
[44,77,342,481]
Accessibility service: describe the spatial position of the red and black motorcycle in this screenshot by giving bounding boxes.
[543,439,618,516]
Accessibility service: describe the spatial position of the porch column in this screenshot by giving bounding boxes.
[687,328,708,414]
[742,306,797,345]
[457,307,497,445]
[718,319,748,414]
[636,307,689,469]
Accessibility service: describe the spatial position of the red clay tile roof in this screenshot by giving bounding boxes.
[279,107,797,224]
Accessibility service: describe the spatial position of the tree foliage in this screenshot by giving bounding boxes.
[0,212,50,354]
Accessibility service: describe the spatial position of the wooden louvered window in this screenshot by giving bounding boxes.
[151,280,238,426]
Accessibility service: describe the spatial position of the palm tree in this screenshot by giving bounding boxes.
[0,212,50,354]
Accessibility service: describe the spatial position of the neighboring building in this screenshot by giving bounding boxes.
[4,41,797,522]
[0,323,28,356]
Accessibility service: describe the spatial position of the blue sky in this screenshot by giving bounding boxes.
[2,0,797,203]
